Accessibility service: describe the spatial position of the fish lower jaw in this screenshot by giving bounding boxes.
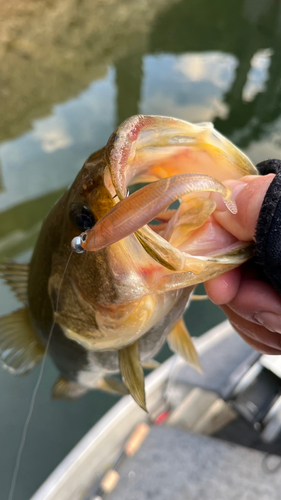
[60,324,149,352]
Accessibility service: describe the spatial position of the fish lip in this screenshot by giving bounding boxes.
[106,114,258,200]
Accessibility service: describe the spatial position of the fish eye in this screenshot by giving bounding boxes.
[69,203,95,231]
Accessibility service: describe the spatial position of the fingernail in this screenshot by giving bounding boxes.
[254,312,281,333]
[211,181,247,212]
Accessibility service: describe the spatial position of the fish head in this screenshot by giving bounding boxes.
[48,147,178,352]
[48,115,258,354]
[81,115,258,284]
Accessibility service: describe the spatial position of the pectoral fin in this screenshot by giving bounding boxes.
[168,318,202,373]
[0,262,29,305]
[119,342,147,412]
[97,376,129,396]
[0,308,44,375]
[142,359,160,370]
[52,377,88,400]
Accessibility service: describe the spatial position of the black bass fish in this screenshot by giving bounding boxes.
[0,115,258,411]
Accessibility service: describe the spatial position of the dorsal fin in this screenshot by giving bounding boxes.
[119,341,147,412]
[0,262,29,305]
[168,318,202,373]
[0,308,44,375]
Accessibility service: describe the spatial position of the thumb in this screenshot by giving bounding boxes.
[213,174,275,241]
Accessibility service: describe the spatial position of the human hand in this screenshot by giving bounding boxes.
[205,174,281,354]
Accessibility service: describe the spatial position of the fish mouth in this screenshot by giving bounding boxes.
[80,115,257,282]
[105,115,257,200]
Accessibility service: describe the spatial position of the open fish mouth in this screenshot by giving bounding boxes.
[78,115,258,281]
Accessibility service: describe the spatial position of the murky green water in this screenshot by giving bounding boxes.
[1,0,281,498]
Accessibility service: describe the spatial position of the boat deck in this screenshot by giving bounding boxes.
[105,426,281,500]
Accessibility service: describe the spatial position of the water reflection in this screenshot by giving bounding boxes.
[242,49,273,103]
[0,68,116,211]
[140,52,237,121]
[1,0,281,498]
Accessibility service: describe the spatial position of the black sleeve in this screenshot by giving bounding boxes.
[255,159,281,295]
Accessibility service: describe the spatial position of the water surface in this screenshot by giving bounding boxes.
[1,0,281,498]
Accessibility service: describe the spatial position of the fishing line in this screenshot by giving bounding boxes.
[8,250,74,500]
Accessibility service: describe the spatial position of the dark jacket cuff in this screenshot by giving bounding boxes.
[255,159,281,295]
